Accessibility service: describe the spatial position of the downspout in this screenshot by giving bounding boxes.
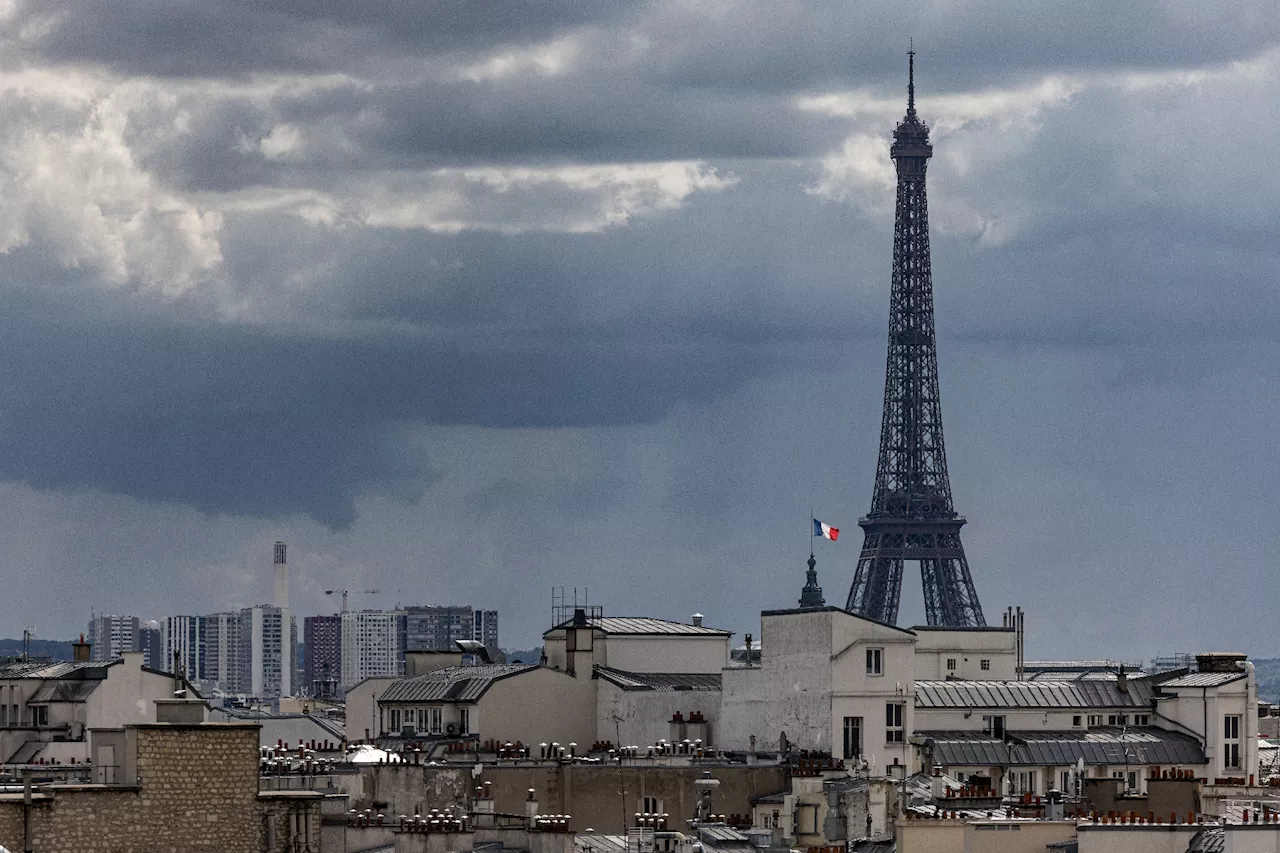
[1203,688,1210,773]
[22,769,32,853]
[1246,662,1258,782]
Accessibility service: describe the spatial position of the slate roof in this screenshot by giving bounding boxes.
[552,617,731,636]
[378,664,539,703]
[594,667,721,691]
[922,727,1205,767]
[915,678,1155,709]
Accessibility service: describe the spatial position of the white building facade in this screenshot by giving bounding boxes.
[342,610,403,689]
[239,605,295,698]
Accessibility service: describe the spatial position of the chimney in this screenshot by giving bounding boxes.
[1116,665,1127,691]
[572,608,587,627]
[273,541,289,610]
[72,634,91,663]
[526,788,539,829]
[691,613,704,628]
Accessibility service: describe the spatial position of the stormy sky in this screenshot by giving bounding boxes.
[0,2,1277,660]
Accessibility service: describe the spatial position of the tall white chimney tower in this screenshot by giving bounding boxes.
[273,541,289,610]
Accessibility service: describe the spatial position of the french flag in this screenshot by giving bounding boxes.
[813,519,840,541]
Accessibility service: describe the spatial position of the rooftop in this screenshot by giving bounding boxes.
[594,666,721,691]
[1158,671,1246,688]
[915,678,1155,710]
[921,727,1205,767]
[550,616,731,637]
[378,664,539,704]
[0,660,116,680]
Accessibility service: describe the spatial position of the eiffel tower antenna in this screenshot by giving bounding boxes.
[845,52,987,627]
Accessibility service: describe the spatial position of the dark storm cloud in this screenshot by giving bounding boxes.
[15,1,621,77]
[0,292,795,528]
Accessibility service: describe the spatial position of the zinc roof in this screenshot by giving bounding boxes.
[922,727,1205,768]
[574,836,628,853]
[0,660,116,680]
[1187,827,1224,853]
[378,664,538,704]
[594,667,721,691]
[1158,672,1245,688]
[915,678,1154,710]
[554,617,731,636]
[28,680,101,703]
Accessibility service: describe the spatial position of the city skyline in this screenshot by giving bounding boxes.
[0,4,1275,658]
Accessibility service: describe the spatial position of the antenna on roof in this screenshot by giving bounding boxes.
[907,40,917,117]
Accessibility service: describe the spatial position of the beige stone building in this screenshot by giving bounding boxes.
[374,611,731,748]
[0,649,204,765]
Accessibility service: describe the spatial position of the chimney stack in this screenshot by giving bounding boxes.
[273,541,289,610]
[72,634,91,663]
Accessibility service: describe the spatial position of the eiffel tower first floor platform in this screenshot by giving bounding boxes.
[845,515,987,628]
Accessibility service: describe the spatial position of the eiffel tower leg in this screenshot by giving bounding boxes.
[920,558,946,626]
[848,535,903,625]
[939,556,986,627]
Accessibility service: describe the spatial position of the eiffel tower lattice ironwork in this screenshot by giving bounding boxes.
[845,52,986,627]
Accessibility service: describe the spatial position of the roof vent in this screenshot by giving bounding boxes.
[691,614,704,628]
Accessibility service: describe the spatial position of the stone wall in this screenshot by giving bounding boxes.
[259,792,325,852]
[0,722,323,853]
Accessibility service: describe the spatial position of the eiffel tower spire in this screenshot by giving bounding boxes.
[845,53,987,627]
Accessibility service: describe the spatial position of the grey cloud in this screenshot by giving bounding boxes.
[0,0,1275,659]
[16,1,621,77]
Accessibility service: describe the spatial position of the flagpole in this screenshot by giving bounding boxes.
[809,505,814,556]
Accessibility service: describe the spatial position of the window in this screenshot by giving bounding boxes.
[982,715,1005,739]
[33,706,48,727]
[1224,714,1242,770]
[1108,714,1128,726]
[1127,772,1137,791]
[390,709,401,731]
[1010,770,1036,795]
[1072,715,1083,727]
[886,703,904,743]
[1087,715,1103,727]
[1133,714,1150,726]
[866,648,883,676]
[843,716,863,760]
[429,706,443,735]
[980,659,991,671]
[458,707,470,734]
[1061,770,1072,793]
[642,797,663,814]
[946,658,957,672]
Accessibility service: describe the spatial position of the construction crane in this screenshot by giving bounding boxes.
[323,588,381,613]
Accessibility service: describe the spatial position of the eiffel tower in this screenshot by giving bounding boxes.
[845,52,986,627]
